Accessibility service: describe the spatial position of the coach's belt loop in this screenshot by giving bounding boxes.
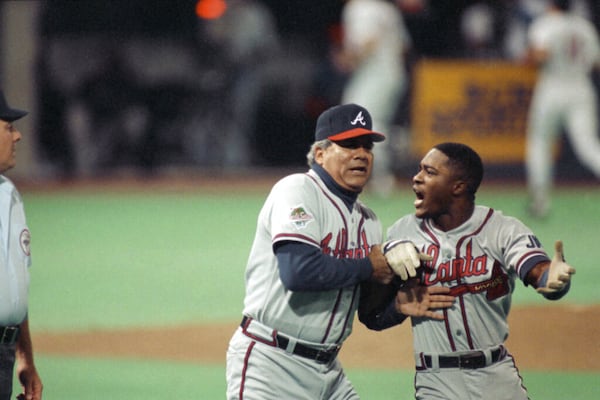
[240,316,278,347]
[430,354,440,371]
[483,348,492,366]
[284,337,297,354]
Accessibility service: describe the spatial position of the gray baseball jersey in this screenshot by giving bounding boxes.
[387,205,549,399]
[227,168,382,399]
[243,168,382,344]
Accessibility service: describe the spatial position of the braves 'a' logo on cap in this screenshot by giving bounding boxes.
[350,111,366,126]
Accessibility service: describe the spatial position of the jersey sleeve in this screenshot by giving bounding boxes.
[276,241,372,291]
[267,174,326,249]
[494,213,550,284]
[386,214,415,241]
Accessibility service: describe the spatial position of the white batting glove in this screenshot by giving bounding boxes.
[382,240,433,281]
[537,240,576,294]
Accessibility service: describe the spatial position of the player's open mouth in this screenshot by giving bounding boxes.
[413,187,424,208]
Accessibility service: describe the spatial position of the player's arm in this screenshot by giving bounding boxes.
[275,241,393,292]
[524,241,576,300]
[525,45,549,67]
[15,317,43,400]
[359,279,455,331]
[358,279,405,331]
[342,38,378,70]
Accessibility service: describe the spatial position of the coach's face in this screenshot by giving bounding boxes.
[0,119,21,173]
[316,137,374,192]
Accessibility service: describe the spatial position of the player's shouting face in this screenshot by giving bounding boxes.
[316,137,374,193]
[412,148,463,222]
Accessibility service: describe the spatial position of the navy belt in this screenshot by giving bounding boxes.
[423,346,505,369]
[0,326,19,345]
[240,316,339,364]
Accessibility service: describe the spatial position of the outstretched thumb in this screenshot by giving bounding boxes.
[554,240,565,262]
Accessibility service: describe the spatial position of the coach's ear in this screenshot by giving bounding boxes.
[314,146,326,166]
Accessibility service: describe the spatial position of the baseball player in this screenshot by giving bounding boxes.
[0,91,43,400]
[225,104,448,399]
[340,0,412,196]
[359,143,575,399]
[525,0,600,217]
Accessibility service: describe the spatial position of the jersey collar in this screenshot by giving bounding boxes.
[311,164,358,211]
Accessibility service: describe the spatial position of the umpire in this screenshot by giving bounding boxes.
[0,91,42,400]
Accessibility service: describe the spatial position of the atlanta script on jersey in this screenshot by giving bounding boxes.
[387,205,550,354]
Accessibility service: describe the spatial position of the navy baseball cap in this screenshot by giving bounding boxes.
[315,103,385,142]
[0,91,27,122]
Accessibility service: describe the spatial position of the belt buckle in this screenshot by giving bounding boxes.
[458,351,485,369]
[314,346,339,363]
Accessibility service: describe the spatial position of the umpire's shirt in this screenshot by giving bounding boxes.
[0,176,31,326]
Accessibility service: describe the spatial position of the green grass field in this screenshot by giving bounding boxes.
[25,356,600,400]
[13,182,600,399]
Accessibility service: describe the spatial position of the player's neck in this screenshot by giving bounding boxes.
[432,203,475,232]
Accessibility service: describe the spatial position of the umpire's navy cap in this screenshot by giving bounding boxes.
[0,90,27,122]
[315,103,385,143]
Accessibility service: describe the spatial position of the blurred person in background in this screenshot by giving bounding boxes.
[340,0,412,196]
[503,0,549,61]
[459,2,501,59]
[504,0,593,60]
[201,0,280,168]
[525,0,600,218]
[0,91,42,400]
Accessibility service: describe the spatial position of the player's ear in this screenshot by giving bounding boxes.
[452,180,468,196]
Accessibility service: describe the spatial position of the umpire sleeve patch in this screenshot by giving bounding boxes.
[20,228,31,256]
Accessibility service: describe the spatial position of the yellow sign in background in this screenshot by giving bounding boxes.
[411,60,537,163]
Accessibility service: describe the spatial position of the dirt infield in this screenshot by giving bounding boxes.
[33,304,599,371]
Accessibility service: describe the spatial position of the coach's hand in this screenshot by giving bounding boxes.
[368,245,395,285]
[383,240,432,281]
[537,240,576,295]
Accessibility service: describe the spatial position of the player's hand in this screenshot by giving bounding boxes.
[368,245,395,285]
[536,240,576,294]
[395,279,455,320]
[382,240,432,281]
